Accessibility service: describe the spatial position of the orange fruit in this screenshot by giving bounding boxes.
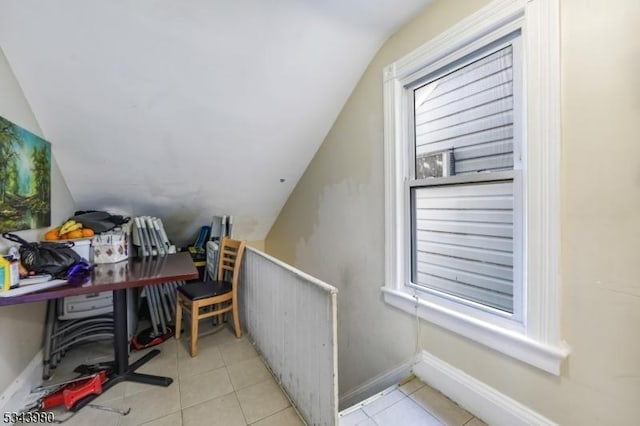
[45,230,60,240]
[67,230,83,239]
[81,228,95,237]
[59,232,70,240]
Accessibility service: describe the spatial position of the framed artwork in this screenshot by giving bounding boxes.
[0,115,51,232]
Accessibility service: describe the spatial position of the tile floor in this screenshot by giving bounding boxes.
[25,322,487,426]
[339,377,487,426]
[30,324,304,426]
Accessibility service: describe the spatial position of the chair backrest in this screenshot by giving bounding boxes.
[217,237,246,287]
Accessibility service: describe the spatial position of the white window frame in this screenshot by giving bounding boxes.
[381,0,569,374]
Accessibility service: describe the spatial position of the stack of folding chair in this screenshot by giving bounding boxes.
[130,217,184,348]
[41,299,112,380]
[42,284,137,380]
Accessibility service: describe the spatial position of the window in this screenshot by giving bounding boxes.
[382,0,569,374]
[409,36,522,318]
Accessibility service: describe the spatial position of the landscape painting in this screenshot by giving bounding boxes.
[0,115,51,232]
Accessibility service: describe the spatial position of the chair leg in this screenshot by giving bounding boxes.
[216,305,222,326]
[190,302,199,357]
[232,299,242,338]
[175,298,183,340]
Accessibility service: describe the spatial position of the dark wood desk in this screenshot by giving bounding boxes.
[0,252,198,410]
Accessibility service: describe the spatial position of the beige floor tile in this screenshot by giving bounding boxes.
[46,403,122,426]
[176,323,242,358]
[139,411,182,426]
[410,385,473,426]
[179,366,234,408]
[118,382,181,426]
[362,389,406,417]
[196,323,244,347]
[177,334,222,359]
[133,347,178,370]
[177,345,225,378]
[464,417,488,426]
[399,376,426,396]
[355,419,377,426]
[14,403,118,426]
[373,397,440,426]
[227,357,273,391]
[339,408,369,426]
[236,379,290,424]
[126,355,179,397]
[182,393,246,426]
[219,339,259,367]
[93,382,128,404]
[250,407,304,426]
[133,339,178,362]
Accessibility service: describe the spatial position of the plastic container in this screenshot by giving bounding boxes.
[69,239,92,262]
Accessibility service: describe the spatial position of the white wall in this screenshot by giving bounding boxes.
[0,46,76,392]
[265,0,640,424]
[266,0,491,401]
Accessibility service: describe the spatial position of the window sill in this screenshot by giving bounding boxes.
[382,287,569,375]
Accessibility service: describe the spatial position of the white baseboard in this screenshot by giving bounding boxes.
[413,350,557,426]
[0,350,44,416]
[338,358,413,411]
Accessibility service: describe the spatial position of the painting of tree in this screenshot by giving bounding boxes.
[0,115,51,232]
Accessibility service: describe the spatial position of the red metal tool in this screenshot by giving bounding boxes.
[41,370,107,410]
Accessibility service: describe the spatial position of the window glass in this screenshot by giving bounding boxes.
[411,180,515,312]
[410,43,519,314]
[414,45,515,180]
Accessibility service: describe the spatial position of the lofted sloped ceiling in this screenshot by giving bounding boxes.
[0,0,430,245]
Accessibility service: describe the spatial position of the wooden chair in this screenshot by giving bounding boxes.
[175,237,246,357]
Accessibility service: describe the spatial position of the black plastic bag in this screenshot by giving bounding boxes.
[2,233,82,278]
[71,210,130,233]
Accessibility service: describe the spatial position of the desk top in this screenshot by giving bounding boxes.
[0,252,198,306]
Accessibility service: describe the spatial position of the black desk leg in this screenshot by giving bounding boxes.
[113,288,129,375]
[72,288,173,411]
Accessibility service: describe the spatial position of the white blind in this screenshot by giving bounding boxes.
[410,40,520,313]
[414,45,514,177]
[412,181,514,312]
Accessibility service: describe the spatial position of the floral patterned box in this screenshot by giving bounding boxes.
[92,231,128,264]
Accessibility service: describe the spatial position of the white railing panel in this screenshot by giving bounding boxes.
[239,247,338,426]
